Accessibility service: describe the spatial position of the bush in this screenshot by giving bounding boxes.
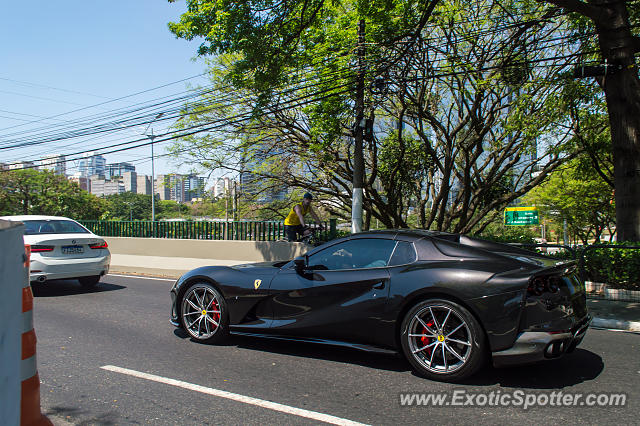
[582,243,640,290]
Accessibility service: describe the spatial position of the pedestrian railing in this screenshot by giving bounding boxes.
[79,219,338,242]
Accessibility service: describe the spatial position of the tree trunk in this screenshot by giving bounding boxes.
[546,0,640,241]
[597,18,640,241]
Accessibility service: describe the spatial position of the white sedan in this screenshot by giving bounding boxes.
[0,215,111,288]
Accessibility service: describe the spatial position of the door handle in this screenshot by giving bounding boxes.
[373,281,385,289]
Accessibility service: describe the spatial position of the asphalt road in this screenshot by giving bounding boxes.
[32,274,639,425]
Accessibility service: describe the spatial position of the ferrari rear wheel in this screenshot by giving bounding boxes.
[400,299,486,381]
[181,282,229,343]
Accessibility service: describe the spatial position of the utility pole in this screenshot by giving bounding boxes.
[352,19,365,234]
[143,112,164,237]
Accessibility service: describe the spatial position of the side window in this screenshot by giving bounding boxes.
[308,239,397,270]
[389,241,417,266]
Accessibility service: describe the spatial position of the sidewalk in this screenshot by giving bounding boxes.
[108,255,640,333]
[588,299,640,332]
[109,254,246,278]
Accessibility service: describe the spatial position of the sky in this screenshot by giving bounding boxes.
[0,1,214,181]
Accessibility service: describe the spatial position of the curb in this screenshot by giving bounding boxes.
[591,317,640,332]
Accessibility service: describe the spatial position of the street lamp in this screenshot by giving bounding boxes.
[143,113,164,231]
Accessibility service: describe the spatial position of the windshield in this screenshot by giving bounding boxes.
[23,220,90,235]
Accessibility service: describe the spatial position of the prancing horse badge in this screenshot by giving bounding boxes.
[254,279,262,290]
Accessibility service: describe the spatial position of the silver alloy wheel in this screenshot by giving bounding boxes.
[407,304,472,374]
[181,285,222,340]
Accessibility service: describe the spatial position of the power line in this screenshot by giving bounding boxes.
[0,44,357,147]
[0,72,208,133]
[0,76,111,99]
[1,75,357,171]
[0,64,356,153]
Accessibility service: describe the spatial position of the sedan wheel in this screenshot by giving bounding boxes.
[401,299,486,381]
[181,283,229,343]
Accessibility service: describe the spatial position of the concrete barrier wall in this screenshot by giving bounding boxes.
[104,237,309,262]
[0,220,24,425]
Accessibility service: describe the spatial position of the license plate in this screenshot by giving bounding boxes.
[62,245,84,254]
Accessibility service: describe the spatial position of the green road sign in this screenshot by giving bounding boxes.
[504,207,539,226]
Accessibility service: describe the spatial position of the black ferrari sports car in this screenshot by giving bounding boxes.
[170,230,591,381]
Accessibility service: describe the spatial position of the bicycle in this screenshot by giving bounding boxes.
[299,225,324,246]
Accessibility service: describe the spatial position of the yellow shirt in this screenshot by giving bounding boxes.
[284,203,310,226]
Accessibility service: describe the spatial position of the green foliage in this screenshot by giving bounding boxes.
[168,0,594,233]
[168,0,427,93]
[523,159,615,244]
[583,243,640,290]
[102,192,152,220]
[472,221,538,244]
[0,169,106,220]
[156,200,190,219]
[100,192,189,220]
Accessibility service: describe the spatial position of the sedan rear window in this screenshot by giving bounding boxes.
[23,220,89,235]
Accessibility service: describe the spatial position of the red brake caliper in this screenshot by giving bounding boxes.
[420,320,435,355]
[211,299,220,328]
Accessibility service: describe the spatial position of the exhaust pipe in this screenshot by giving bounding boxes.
[37,275,46,283]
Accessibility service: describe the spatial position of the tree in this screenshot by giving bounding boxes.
[523,159,615,244]
[169,0,583,232]
[102,192,153,220]
[0,169,106,219]
[541,0,640,241]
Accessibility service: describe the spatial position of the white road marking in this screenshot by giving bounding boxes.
[101,365,369,426]
[106,274,175,282]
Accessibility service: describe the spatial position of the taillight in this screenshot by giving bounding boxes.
[30,245,54,252]
[89,241,108,249]
[527,275,561,296]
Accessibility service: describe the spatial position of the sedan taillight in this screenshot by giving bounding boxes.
[89,241,108,249]
[30,245,54,252]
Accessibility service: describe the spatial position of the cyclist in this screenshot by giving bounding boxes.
[284,192,322,242]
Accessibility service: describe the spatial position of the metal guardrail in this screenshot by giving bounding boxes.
[79,219,338,242]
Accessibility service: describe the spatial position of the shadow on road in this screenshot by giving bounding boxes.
[174,329,603,385]
[32,280,126,297]
[172,328,411,373]
[460,348,604,389]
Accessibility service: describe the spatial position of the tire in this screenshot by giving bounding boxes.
[400,299,486,382]
[78,275,101,288]
[180,282,229,344]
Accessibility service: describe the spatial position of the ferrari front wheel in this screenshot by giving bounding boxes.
[400,299,486,381]
[181,282,229,343]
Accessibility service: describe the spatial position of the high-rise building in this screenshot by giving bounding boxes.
[213,177,231,199]
[90,176,125,197]
[38,154,66,175]
[7,161,35,170]
[105,162,135,180]
[184,174,206,202]
[155,173,206,202]
[122,171,137,193]
[155,174,172,201]
[239,146,287,203]
[78,152,106,178]
[69,174,90,192]
[136,174,151,195]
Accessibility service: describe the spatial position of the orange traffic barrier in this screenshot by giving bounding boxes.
[20,245,52,426]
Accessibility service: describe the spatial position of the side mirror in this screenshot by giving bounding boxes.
[293,256,307,272]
